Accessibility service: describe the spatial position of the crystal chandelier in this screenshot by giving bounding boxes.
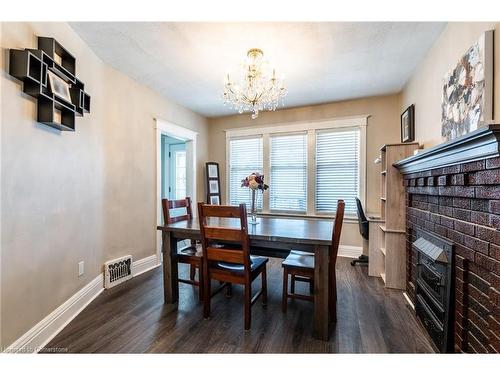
[223,48,287,119]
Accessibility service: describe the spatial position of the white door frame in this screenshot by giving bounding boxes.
[168,143,187,200]
[155,118,198,263]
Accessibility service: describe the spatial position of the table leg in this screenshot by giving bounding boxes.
[313,245,330,340]
[162,230,179,304]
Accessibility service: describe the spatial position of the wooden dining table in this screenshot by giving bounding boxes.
[157,216,334,341]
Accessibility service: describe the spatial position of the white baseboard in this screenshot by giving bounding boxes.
[132,254,161,277]
[4,254,161,354]
[4,273,104,353]
[338,245,362,258]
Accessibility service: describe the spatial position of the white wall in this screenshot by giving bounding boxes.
[0,22,208,348]
[208,94,403,248]
[402,22,500,148]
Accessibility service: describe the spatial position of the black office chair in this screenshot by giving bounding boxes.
[351,197,369,266]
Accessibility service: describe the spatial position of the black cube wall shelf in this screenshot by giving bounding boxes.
[9,36,91,131]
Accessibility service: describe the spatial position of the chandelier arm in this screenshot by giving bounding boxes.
[239,92,254,105]
[226,85,250,105]
[227,88,251,106]
[226,85,237,96]
[255,90,266,101]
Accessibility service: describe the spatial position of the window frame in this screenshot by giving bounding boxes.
[314,127,362,216]
[225,116,367,219]
[269,131,308,214]
[227,134,264,210]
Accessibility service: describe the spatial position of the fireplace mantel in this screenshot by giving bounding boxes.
[394,124,500,174]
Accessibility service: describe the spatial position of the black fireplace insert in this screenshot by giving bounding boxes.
[413,228,454,353]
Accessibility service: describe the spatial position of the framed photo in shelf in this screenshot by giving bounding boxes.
[401,104,415,143]
[209,195,220,205]
[207,163,219,178]
[209,180,219,194]
[48,71,71,103]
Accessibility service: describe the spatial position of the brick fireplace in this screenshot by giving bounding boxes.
[395,124,500,353]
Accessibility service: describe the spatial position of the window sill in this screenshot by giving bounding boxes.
[256,211,358,223]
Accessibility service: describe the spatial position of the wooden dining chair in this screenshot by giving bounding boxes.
[281,200,345,322]
[197,203,268,330]
[162,197,203,301]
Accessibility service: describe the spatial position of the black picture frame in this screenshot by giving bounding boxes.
[205,162,222,205]
[47,71,71,103]
[209,195,220,205]
[401,104,415,143]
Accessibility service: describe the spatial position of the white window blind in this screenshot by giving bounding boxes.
[270,133,307,212]
[316,128,360,214]
[228,136,263,209]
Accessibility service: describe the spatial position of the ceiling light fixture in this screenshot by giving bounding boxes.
[223,48,287,119]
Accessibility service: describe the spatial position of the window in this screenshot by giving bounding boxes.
[270,133,307,212]
[228,136,263,209]
[316,128,360,215]
[226,117,366,218]
[174,151,187,200]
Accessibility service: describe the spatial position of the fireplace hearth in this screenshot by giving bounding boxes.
[395,124,500,353]
[414,228,454,352]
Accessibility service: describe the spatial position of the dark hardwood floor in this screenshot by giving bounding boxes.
[45,258,434,353]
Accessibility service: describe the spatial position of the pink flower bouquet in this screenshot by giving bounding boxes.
[241,172,269,191]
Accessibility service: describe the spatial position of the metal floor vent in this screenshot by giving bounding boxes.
[104,255,133,289]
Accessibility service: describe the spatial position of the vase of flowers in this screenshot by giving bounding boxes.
[241,172,269,224]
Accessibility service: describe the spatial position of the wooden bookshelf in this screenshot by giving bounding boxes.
[369,142,419,289]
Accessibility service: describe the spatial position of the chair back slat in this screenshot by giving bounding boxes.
[162,197,192,225]
[199,204,245,219]
[207,247,245,264]
[170,199,188,209]
[168,215,190,224]
[203,227,244,242]
[198,203,251,270]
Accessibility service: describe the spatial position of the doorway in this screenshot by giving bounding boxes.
[161,135,187,200]
[156,119,198,264]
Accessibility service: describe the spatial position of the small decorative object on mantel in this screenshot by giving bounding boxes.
[205,162,221,205]
[241,172,269,225]
[9,36,91,132]
[441,30,493,141]
[401,104,415,143]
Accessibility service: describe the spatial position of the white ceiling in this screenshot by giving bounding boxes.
[70,22,445,117]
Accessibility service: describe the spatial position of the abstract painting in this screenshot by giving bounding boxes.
[441,30,493,141]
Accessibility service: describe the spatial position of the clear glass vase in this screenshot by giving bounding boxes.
[249,189,258,225]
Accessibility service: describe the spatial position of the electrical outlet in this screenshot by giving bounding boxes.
[78,261,84,276]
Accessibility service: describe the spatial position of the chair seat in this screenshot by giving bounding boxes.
[289,250,314,257]
[282,252,314,269]
[178,244,203,257]
[216,255,268,272]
